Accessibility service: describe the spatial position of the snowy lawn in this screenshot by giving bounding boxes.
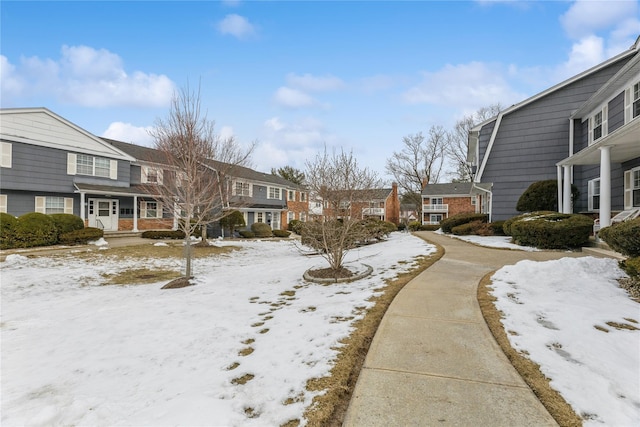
[491,256,640,426]
[436,229,540,252]
[1,233,435,426]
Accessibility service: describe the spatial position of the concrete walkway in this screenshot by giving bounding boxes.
[343,231,597,427]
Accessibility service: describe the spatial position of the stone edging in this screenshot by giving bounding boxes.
[303,264,373,284]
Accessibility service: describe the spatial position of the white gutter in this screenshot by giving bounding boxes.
[472,183,493,223]
[475,113,503,182]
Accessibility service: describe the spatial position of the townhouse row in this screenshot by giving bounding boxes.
[0,108,400,235]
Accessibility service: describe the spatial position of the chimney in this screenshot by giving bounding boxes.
[421,177,428,189]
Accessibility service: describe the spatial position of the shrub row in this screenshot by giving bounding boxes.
[507,212,593,249]
[598,218,640,257]
[59,227,103,245]
[440,213,489,234]
[406,221,439,232]
[141,230,186,240]
[1,212,98,249]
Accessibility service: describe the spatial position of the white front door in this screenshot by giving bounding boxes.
[88,199,119,231]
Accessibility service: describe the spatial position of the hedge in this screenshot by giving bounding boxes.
[273,229,291,238]
[59,227,103,245]
[49,213,85,236]
[239,230,255,238]
[0,213,18,249]
[503,211,556,236]
[516,180,578,212]
[440,213,488,234]
[288,219,303,234]
[598,218,640,257]
[251,222,273,238]
[407,221,422,231]
[13,212,58,248]
[509,212,593,249]
[142,230,186,240]
[451,220,493,236]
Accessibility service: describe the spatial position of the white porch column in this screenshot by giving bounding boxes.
[557,166,563,212]
[80,192,86,223]
[599,146,612,228]
[563,166,572,214]
[133,196,139,232]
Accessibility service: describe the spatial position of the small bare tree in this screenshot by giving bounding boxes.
[147,85,254,279]
[385,126,448,217]
[303,147,382,276]
[446,104,502,182]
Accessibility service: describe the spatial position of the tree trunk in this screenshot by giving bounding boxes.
[184,236,192,277]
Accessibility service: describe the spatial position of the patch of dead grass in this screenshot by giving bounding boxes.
[231,373,255,385]
[302,236,445,427]
[74,242,239,260]
[477,272,583,427]
[102,268,181,285]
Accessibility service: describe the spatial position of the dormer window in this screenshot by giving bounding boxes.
[142,166,163,184]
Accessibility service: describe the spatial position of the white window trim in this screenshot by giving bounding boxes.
[69,153,117,179]
[588,178,601,211]
[34,196,73,214]
[624,79,640,124]
[624,167,640,209]
[1,142,12,168]
[233,181,252,197]
[268,186,281,200]
[588,105,608,146]
[0,194,7,213]
[142,166,163,185]
[140,200,163,219]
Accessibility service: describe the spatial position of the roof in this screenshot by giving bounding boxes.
[102,137,301,189]
[422,182,482,197]
[74,183,156,197]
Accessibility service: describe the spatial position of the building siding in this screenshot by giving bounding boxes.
[478,56,629,221]
[608,91,625,133]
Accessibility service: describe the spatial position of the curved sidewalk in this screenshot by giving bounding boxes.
[343,231,590,427]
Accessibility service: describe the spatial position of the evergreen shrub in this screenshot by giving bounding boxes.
[620,256,640,278]
[49,213,84,236]
[273,229,291,238]
[440,213,488,234]
[251,222,273,237]
[503,211,556,236]
[516,179,578,212]
[142,230,186,239]
[287,219,302,233]
[509,212,593,249]
[239,230,255,238]
[489,221,506,236]
[220,210,245,236]
[598,218,640,257]
[14,212,58,248]
[59,227,104,245]
[0,213,18,249]
[419,224,441,231]
[451,220,493,236]
[407,221,422,231]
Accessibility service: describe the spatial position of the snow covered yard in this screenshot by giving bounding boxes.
[1,233,435,427]
[491,257,640,426]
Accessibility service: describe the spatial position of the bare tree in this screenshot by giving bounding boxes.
[446,104,502,182]
[385,126,448,216]
[302,147,382,276]
[147,85,254,279]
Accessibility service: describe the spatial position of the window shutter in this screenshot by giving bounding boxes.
[157,170,163,185]
[587,181,594,211]
[624,88,632,124]
[64,198,74,214]
[588,117,593,145]
[35,196,46,213]
[1,142,12,168]
[0,194,7,213]
[602,105,608,137]
[110,160,118,180]
[67,153,77,175]
[624,170,633,209]
[140,201,147,218]
[157,203,163,218]
[141,166,148,183]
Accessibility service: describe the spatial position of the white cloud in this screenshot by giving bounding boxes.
[102,122,155,146]
[285,73,345,92]
[402,62,525,111]
[219,125,235,140]
[0,55,25,103]
[273,86,318,109]
[217,14,256,39]
[556,35,606,80]
[560,0,637,40]
[0,45,175,108]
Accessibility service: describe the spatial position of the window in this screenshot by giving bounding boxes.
[589,106,607,144]
[588,178,601,211]
[288,190,295,201]
[140,201,162,218]
[142,166,163,184]
[288,211,294,222]
[301,192,306,202]
[1,142,12,168]
[634,82,640,119]
[431,197,443,205]
[257,212,264,223]
[70,153,115,178]
[35,196,73,214]
[624,167,640,209]
[268,187,281,199]
[234,182,251,196]
[430,214,442,223]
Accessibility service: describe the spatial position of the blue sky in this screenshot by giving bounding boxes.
[1,1,639,181]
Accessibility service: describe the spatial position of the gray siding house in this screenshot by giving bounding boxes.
[468,36,640,224]
[1,107,307,235]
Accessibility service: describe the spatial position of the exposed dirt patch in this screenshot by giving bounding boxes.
[161,276,195,289]
[102,268,180,285]
[478,272,583,427]
[306,267,354,280]
[302,236,445,427]
[619,276,640,302]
